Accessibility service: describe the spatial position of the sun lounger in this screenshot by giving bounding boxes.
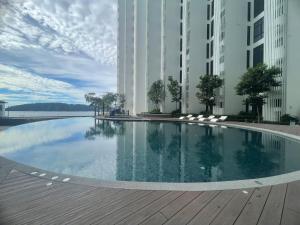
[210,116,228,122]
[197,115,204,119]
[189,117,196,120]
[179,114,193,120]
[199,115,215,122]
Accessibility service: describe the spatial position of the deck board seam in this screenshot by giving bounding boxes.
[255,186,273,225]
[185,191,222,225]
[232,188,257,225]
[208,190,240,225]
[0,168,17,185]
[161,192,204,225]
[109,191,171,225]
[124,191,186,225]
[279,184,288,225]
[75,190,156,224]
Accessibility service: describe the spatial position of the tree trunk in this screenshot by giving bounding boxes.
[102,102,105,116]
[209,104,213,115]
[257,106,260,123]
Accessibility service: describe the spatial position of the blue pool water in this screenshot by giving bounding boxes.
[1,118,300,183]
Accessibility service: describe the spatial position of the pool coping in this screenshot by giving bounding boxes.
[1,117,300,191]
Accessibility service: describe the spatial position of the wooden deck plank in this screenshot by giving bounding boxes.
[257,184,287,225]
[140,191,201,225]
[160,191,201,219]
[163,191,220,225]
[234,187,272,225]
[0,169,300,225]
[210,189,255,225]
[116,191,183,225]
[188,190,237,225]
[42,189,140,224]
[140,212,168,225]
[64,190,152,225]
[281,182,300,225]
[93,191,168,225]
[12,187,119,224]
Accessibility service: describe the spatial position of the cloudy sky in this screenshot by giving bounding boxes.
[0,0,117,106]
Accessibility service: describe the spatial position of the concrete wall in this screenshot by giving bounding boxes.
[285,0,300,118]
[0,103,5,117]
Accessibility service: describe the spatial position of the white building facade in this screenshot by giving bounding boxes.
[0,101,6,117]
[118,0,300,121]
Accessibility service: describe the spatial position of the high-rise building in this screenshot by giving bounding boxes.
[118,0,300,121]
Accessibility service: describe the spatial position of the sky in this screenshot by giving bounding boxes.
[0,0,117,106]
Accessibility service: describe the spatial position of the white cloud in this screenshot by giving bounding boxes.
[0,64,86,104]
[0,0,117,65]
[0,0,117,105]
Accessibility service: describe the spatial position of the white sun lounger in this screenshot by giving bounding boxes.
[199,115,215,122]
[210,116,228,122]
[179,114,193,120]
[197,115,204,119]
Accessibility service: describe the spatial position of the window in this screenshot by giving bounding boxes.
[180,6,183,20]
[253,44,264,66]
[254,0,264,17]
[211,20,214,37]
[253,17,264,42]
[247,2,251,21]
[180,38,182,51]
[211,0,214,17]
[220,102,223,108]
[180,23,183,35]
[180,70,182,83]
[206,43,210,58]
[247,50,250,68]
[180,55,182,67]
[207,24,210,39]
[247,26,251,45]
[210,61,214,75]
[206,63,209,75]
[207,4,210,20]
[210,40,214,57]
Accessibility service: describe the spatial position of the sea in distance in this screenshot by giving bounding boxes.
[5,111,94,118]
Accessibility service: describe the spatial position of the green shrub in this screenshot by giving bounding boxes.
[149,109,161,114]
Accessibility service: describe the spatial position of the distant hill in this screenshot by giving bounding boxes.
[7,103,92,111]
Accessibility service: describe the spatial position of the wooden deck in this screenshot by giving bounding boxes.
[0,170,300,225]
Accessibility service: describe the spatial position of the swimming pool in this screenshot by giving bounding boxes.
[1,117,300,183]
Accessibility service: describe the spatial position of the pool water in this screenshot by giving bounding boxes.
[1,118,300,183]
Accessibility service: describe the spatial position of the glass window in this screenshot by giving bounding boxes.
[253,17,264,42]
[254,0,264,17]
[247,26,251,45]
[206,43,210,58]
[211,0,214,17]
[253,44,264,66]
[210,61,214,75]
[247,50,250,68]
[248,2,251,21]
[206,63,209,75]
[207,4,210,20]
[211,20,214,37]
[207,24,210,39]
[210,40,214,57]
